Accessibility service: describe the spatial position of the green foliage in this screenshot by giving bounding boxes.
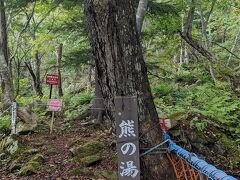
[63,43,91,67]
[152,83,174,96]
[0,115,11,131]
[155,82,240,139]
[174,71,194,83]
[148,1,179,17]
[190,117,210,131]
[63,91,94,120]
[16,95,42,107]
[5,0,35,10]
[71,92,93,107]
[63,91,94,107]
[60,0,84,9]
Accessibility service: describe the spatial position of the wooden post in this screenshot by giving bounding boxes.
[49,84,53,99]
[50,111,55,134]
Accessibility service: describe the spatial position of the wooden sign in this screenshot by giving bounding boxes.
[115,96,140,180]
[47,99,62,111]
[46,74,59,85]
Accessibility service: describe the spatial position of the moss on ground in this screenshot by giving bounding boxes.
[68,137,85,148]
[46,145,58,155]
[111,154,118,166]
[18,154,44,176]
[81,154,102,167]
[69,168,94,177]
[70,140,105,160]
[94,170,117,180]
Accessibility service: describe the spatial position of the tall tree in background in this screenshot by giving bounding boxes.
[56,43,63,97]
[85,0,174,179]
[136,0,148,34]
[0,0,14,107]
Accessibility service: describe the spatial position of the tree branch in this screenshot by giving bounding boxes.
[205,0,216,24]
[212,41,240,61]
[25,61,36,83]
[179,31,215,61]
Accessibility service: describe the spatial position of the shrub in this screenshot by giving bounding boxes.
[152,83,174,96]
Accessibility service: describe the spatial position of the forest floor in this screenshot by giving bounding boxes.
[1,115,239,179]
[0,117,117,180]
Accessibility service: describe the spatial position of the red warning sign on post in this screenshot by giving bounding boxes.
[46,74,59,85]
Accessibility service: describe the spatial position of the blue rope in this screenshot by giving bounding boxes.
[163,133,237,180]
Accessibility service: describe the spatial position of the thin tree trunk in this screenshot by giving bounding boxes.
[227,30,240,66]
[34,51,43,96]
[26,18,43,97]
[56,43,63,96]
[178,16,184,73]
[136,0,148,34]
[25,61,39,94]
[15,56,21,96]
[85,0,175,179]
[184,0,195,36]
[0,0,14,107]
[199,4,209,49]
[183,46,189,64]
[199,0,217,84]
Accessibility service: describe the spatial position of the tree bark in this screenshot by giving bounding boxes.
[0,0,14,107]
[85,0,174,179]
[184,0,195,37]
[93,0,149,120]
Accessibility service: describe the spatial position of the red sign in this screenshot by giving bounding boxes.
[47,99,62,111]
[160,118,167,132]
[46,74,59,85]
[159,118,172,133]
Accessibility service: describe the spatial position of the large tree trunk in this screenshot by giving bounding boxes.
[85,0,174,179]
[93,0,149,120]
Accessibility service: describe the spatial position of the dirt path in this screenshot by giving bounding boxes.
[1,119,117,180]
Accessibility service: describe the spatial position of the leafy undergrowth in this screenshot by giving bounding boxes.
[152,80,240,177]
[0,118,117,180]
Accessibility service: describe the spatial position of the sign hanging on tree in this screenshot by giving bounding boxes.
[46,74,59,85]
